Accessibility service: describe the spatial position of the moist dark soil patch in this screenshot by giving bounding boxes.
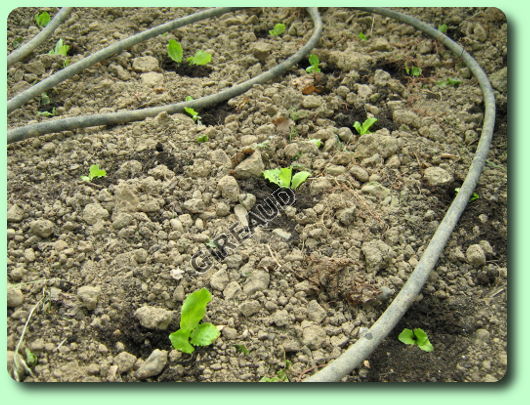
[365,295,477,382]
[200,102,235,126]
[95,308,177,359]
[160,56,212,77]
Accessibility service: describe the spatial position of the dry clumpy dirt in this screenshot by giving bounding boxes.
[6,7,507,382]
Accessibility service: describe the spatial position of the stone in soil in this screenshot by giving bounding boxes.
[134,306,173,330]
[136,349,168,379]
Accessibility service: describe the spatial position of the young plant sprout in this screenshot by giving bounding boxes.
[35,11,51,28]
[405,64,422,77]
[262,167,311,190]
[167,39,183,63]
[398,328,434,352]
[48,38,69,56]
[306,54,321,74]
[353,117,378,135]
[358,32,367,40]
[184,96,202,123]
[80,164,107,182]
[169,288,220,354]
[187,50,212,66]
[269,23,286,36]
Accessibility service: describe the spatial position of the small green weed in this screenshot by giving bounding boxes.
[436,77,462,88]
[358,32,367,40]
[80,164,107,182]
[306,54,321,74]
[169,288,220,354]
[269,23,286,37]
[398,328,433,352]
[260,360,292,382]
[262,167,311,190]
[25,348,38,367]
[353,117,378,135]
[233,344,250,355]
[438,23,448,33]
[184,96,202,123]
[196,134,209,143]
[35,11,51,28]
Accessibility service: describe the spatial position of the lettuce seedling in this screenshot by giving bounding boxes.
[262,167,311,190]
[358,32,367,40]
[35,11,51,28]
[398,328,434,352]
[187,50,212,66]
[169,288,220,354]
[438,23,448,33]
[405,65,422,77]
[306,54,321,74]
[269,23,286,36]
[184,96,202,123]
[167,39,183,63]
[353,117,378,135]
[308,138,323,148]
[49,38,69,56]
[454,187,479,202]
[196,134,209,143]
[80,164,107,182]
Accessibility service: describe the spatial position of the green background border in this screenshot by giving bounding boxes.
[2,0,525,403]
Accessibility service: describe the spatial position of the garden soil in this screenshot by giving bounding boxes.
[6,7,507,382]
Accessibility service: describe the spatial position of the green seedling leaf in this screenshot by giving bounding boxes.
[169,288,219,353]
[190,322,220,346]
[187,50,212,66]
[308,138,322,148]
[36,107,56,117]
[184,96,201,122]
[180,288,211,331]
[454,187,480,202]
[278,167,293,188]
[25,348,38,366]
[414,328,434,352]
[306,54,321,74]
[438,23,448,33]
[405,65,422,77]
[398,328,416,345]
[167,39,183,63]
[259,376,283,382]
[234,344,250,355]
[358,32,367,40]
[269,23,286,36]
[81,164,107,182]
[353,117,378,135]
[49,38,69,56]
[290,171,311,190]
[169,328,195,354]
[35,11,51,28]
[196,134,209,143]
[436,77,462,88]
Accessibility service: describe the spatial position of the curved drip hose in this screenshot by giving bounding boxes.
[7,8,322,144]
[6,7,496,383]
[304,7,496,382]
[7,7,73,67]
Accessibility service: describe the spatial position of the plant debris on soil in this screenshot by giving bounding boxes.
[7,7,507,382]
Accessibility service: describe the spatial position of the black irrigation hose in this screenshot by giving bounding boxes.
[7,7,323,144]
[304,7,496,382]
[7,7,241,114]
[7,7,73,67]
